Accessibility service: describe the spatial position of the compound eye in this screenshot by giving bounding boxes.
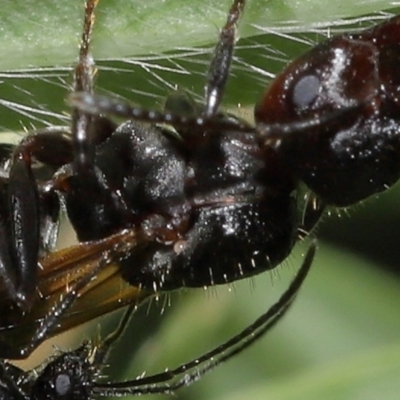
[291,74,321,109]
[55,373,72,396]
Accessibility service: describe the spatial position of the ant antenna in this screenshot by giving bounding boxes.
[92,242,316,397]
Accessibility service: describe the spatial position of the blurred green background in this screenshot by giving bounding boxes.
[1,1,400,399]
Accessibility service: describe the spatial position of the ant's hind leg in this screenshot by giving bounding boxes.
[92,305,136,367]
[91,242,316,397]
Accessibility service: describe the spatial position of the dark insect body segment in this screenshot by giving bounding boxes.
[0,244,315,399]
[256,15,400,207]
[0,0,299,323]
[62,0,299,291]
[0,0,398,397]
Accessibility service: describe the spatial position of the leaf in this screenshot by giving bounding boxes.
[0,0,396,70]
[0,0,397,130]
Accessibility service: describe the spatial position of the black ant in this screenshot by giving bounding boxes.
[0,0,398,396]
[0,0,310,359]
[0,247,314,399]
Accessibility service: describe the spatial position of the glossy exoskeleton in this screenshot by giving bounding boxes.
[0,0,307,360]
[0,246,315,399]
[0,0,398,388]
[73,10,400,218]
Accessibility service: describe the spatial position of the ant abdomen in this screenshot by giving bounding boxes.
[256,15,400,207]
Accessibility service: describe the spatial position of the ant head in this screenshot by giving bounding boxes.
[252,24,400,207]
[30,344,92,400]
[254,35,379,129]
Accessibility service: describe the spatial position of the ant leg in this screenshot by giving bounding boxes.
[25,306,135,400]
[70,0,117,173]
[71,0,98,174]
[203,0,245,117]
[0,0,113,309]
[69,0,250,131]
[92,305,136,367]
[70,91,253,132]
[0,362,25,399]
[0,240,120,359]
[62,0,128,241]
[163,0,246,135]
[0,229,148,359]
[6,147,41,309]
[165,0,246,119]
[4,128,73,309]
[0,158,18,306]
[92,242,316,397]
[23,230,149,360]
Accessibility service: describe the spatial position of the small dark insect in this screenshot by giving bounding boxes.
[0,0,311,359]
[0,0,399,396]
[0,248,314,399]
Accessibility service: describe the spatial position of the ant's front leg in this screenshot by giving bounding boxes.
[203,0,245,117]
[69,0,248,133]
[71,0,98,175]
[61,0,127,242]
[2,129,73,310]
[0,0,115,310]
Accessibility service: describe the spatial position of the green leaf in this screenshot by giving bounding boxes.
[0,0,397,131]
[0,0,396,70]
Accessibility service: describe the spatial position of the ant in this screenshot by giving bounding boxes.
[0,0,311,359]
[0,0,398,396]
[0,248,314,399]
